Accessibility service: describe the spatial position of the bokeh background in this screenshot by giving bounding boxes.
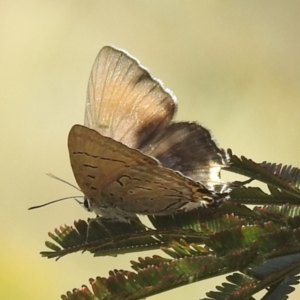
[1,1,300,299]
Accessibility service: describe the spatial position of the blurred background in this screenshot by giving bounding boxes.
[1,1,300,299]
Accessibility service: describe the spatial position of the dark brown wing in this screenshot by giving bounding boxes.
[139,122,228,189]
[85,46,176,149]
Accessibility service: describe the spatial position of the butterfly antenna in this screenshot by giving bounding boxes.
[46,173,81,191]
[28,196,84,210]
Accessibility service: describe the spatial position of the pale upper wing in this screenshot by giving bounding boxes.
[139,122,228,190]
[68,125,158,202]
[85,45,177,149]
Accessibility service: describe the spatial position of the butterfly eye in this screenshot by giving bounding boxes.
[83,198,93,212]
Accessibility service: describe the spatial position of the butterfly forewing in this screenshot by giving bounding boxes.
[85,46,177,149]
[68,125,158,201]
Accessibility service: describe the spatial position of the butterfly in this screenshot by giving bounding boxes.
[68,46,228,222]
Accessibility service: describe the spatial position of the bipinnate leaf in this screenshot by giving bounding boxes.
[38,149,300,299]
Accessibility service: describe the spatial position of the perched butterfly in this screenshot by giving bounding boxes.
[68,46,228,222]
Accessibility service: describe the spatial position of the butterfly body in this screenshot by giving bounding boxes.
[68,46,228,221]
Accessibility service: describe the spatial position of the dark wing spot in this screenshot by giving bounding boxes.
[83,164,98,169]
[116,175,131,186]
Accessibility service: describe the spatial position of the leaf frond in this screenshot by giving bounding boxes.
[226,149,300,198]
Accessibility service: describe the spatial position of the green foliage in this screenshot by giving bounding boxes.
[40,149,300,299]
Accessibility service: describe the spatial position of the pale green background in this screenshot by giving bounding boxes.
[1,1,300,299]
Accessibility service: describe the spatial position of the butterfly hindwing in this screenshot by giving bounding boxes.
[140,122,228,189]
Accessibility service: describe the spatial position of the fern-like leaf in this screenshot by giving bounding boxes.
[226,149,300,198]
[261,162,300,189]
